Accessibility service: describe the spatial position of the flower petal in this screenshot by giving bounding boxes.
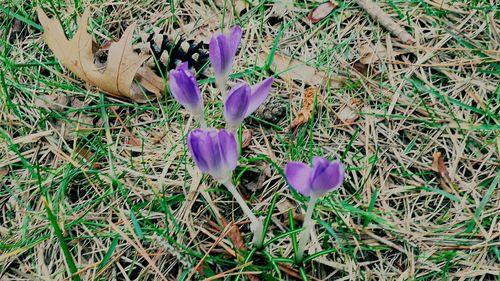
[246,78,273,116]
[210,35,231,77]
[310,157,344,195]
[177,62,196,84]
[312,156,329,168]
[224,84,250,127]
[188,128,238,181]
[177,61,190,72]
[209,26,242,84]
[209,35,223,75]
[284,162,313,196]
[187,129,212,173]
[328,160,345,188]
[228,25,242,57]
[168,68,203,115]
[218,129,238,172]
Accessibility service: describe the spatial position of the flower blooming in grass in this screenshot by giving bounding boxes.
[224,78,273,130]
[286,156,344,261]
[187,128,238,182]
[209,25,242,90]
[168,62,203,116]
[285,157,344,197]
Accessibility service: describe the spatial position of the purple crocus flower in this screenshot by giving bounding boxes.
[168,62,203,116]
[209,25,242,93]
[224,78,273,130]
[285,156,344,197]
[187,128,238,181]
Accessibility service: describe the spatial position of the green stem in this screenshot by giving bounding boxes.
[296,195,318,262]
[216,78,227,102]
[197,114,207,129]
[222,181,264,247]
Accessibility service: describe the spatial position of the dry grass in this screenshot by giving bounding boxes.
[1,0,499,280]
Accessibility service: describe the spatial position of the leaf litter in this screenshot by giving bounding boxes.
[37,7,164,103]
[290,86,319,132]
[308,1,338,24]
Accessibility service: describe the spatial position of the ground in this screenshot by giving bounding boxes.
[0,0,499,280]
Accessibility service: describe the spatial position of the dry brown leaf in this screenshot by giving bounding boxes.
[432,152,452,183]
[276,199,297,225]
[0,166,9,179]
[352,60,369,75]
[135,67,165,97]
[37,8,162,103]
[54,113,94,141]
[359,42,388,64]
[432,151,455,193]
[241,129,253,149]
[291,87,319,131]
[258,52,343,87]
[220,217,246,251]
[308,1,338,23]
[75,146,100,169]
[34,93,70,112]
[337,98,360,124]
[278,264,303,280]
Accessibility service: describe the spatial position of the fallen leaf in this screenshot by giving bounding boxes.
[0,166,9,179]
[352,60,369,75]
[54,113,94,141]
[35,93,70,112]
[432,152,452,182]
[308,1,338,23]
[241,129,253,149]
[135,67,165,97]
[359,42,387,64]
[74,146,100,169]
[240,163,270,195]
[37,8,162,103]
[337,98,360,125]
[432,151,457,195]
[258,52,343,87]
[276,199,297,225]
[278,264,302,280]
[220,217,246,250]
[291,87,319,131]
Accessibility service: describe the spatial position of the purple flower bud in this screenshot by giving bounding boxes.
[187,128,238,181]
[209,25,242,87]
[284,156,344,197]
[223,78,273,129]
[168,62,203,116]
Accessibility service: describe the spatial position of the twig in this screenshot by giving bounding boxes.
[354,0,415,44]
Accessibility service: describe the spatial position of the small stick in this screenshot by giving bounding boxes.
[354,0,415,44]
